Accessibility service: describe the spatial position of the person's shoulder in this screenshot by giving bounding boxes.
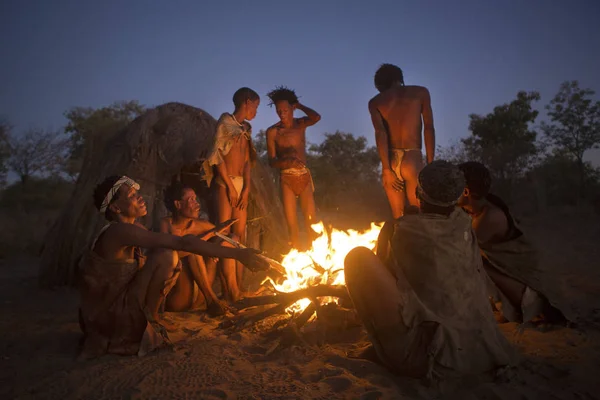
[191,219,214,230]
[405,85,430,95]
[368,93,384,110]
[266,122,281,133]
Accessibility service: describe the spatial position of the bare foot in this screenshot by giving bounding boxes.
[206,301,228,318]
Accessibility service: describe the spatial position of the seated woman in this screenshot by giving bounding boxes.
[457,161,566,324]
[344,161,514,380]
[78,175,268,359]
[160,181,237,317]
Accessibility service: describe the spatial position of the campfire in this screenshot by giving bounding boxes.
[220,221,383,349]
[264,221,383,312]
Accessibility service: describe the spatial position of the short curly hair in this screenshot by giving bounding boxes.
[458,161,491,198]
[266,86,299,107]
[374,63,404,92]
[163,181,194,215]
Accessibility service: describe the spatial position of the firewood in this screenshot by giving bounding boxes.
[233,285,350,311]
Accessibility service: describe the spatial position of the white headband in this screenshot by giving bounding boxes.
[99,176,140,213]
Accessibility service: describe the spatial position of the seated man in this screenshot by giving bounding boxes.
[78,175,268,359]
[457,161,566,324]
[160,181,238,317]
[344,161,514,380]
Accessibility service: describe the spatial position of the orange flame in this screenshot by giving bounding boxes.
[263,221,383,312]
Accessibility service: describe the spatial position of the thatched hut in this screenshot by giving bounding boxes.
[39,102,287,288]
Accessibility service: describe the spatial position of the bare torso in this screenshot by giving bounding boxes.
[270,119,308,166]
[93,222,147,262]
[470,203,509,245]
[371,85,430,150]
[221,121,251,176]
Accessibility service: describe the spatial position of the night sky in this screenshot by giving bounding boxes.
[2,0,599,165]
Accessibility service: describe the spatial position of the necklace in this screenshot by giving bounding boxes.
[231,114,243,127]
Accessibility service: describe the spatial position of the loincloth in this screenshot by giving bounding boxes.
[214,175,244,200]
[280,167,314,197]
[390,148,422,184]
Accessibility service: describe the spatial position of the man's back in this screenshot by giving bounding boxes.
[370,85,431,150]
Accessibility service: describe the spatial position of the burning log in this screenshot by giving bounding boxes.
[233,284,349,311]
[219,285,350,334]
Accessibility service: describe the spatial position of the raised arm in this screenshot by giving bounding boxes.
[421,88,435,164]
[266,126,304,170]
[111,223,268,271]
[295,102,321,128]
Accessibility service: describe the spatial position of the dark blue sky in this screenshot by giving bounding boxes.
[2,0,600,163]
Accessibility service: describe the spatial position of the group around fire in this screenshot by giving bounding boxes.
[78,64,567,379]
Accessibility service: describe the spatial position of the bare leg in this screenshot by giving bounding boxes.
[483,262,526,311]
[298,182,318,248]
[232,207,248,292]
[400,151,425,209]
[281,182,300,248]
[186,255,227,316]
[383,185,406,220]
[136,249,181,331]
[344,247,405,331]
[205,256,218,287]
[164,259,195,312]
[216,184,241,302]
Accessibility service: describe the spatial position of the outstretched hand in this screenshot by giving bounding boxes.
[237,248,270,272]
[382,169,404,192]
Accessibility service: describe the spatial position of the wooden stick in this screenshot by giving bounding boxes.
[219,303,288,330]
[233,285,349,311]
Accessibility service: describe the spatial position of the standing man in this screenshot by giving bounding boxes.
[203,87,260,301]
[265,86,321,249]
[368,64,435,218]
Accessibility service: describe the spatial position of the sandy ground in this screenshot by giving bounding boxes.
[1,209,600,400]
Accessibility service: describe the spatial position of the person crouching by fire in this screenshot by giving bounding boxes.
[344,161,515,380]
[77,175,268,359]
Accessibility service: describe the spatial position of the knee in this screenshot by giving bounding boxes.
[344,246,377,281]
[152,248,180,272]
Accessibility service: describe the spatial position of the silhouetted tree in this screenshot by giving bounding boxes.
[307,131,386,222]
[462,91,541,199]
[253,129,268,163]
[64,100,145,177]
[7,128,67,184]
[541,81,600,199]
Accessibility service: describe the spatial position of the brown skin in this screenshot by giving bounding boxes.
[457,190,525,314]
[266,101,321,249]
[95,185,268,330]
[369,83,435,218]
[214,98,260,300]
[160,187,237,316]
[343,199,452,367]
